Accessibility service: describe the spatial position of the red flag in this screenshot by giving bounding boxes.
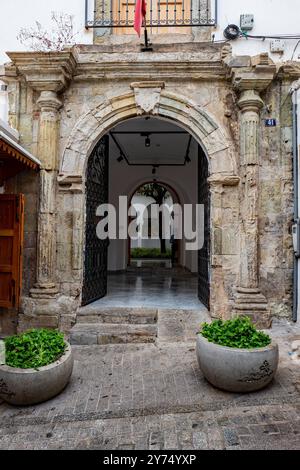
[134,0,147,37]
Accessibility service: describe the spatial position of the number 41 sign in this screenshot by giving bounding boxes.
[265,119,277,127]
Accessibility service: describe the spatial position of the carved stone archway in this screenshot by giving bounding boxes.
[60,84,237,178]
[58,83,240,318]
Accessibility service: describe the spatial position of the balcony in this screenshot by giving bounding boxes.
[85,0,217,31]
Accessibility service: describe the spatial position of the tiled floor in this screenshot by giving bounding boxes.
[1,318,300,449]
[97,264,203,309]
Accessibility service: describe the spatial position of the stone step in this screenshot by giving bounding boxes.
[69,323,157,345]
[76,307,157,325]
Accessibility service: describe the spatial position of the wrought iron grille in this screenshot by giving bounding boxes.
[197,145,210,309]
[82,135,109,306]
[85,0,217,29]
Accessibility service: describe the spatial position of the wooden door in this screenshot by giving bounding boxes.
[113,0,191,35]
[0,194,24,309]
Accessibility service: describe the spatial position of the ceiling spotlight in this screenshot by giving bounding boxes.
[145,135,151,148]
[117,154,124,162]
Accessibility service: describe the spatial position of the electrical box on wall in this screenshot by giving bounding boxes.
[270,39,285,53]
[240,14,254,31]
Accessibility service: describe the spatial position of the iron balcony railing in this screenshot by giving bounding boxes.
[85,0,217,29]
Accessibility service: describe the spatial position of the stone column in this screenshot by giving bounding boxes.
[233,89,270,326]
[208,174,240,320]
[31,91,62,296]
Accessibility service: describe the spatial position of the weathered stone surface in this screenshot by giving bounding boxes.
[70,323,157,345]
[1,45,296,334]
[77,307,158,324]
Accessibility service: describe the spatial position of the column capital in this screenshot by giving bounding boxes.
[5,50,77,93]
[37,90,62,112]
[230,53,276,93]
[238,89,264,113]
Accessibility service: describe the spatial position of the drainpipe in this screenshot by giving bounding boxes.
[291,83,300,322]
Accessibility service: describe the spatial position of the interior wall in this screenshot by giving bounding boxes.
[107,122,200,273]
[130,194,173,251]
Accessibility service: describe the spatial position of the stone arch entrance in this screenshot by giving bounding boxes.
[61,87,236,177]
[59,85,239,317]
[82,114,212,308]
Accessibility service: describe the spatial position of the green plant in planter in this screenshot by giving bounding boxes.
[200,316,271,349]
[4,329,66,369]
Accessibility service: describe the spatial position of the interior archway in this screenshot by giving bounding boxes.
[128,180,180,269]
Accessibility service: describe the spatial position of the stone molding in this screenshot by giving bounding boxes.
[37,91,63,112]
[57,175,83,194]
[60,89,237,179]
[5,51,76,93]
[208,174,240,187]
[237,89,264,113]
[229,53,276,92]
[73,43,228,82]
[277,61,300,81]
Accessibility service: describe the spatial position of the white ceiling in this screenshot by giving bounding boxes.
[109,117,197,165]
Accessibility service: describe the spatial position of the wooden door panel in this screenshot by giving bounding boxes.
[0,237,14,265]
[0,273,12,304]
[0,194,24,309]
[0,199,15,229]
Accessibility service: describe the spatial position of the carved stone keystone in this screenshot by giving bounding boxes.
[130,81,165,115]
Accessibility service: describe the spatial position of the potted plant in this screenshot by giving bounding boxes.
[196,316,279,393]
[0,328,73,405]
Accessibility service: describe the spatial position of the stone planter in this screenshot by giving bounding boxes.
[0,343,74,405]
[196,334,279,393]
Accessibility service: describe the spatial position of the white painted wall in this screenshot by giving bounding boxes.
[130,194,173,250]
[214,0,300,62]
[0,1,299,66]
[0,0,93,65]
[0,86,8,122]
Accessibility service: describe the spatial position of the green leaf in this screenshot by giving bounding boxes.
[199,316,271,349]
[4,329,66,369]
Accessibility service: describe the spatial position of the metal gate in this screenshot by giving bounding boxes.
[198,146,210,309]
[82,135,109,306]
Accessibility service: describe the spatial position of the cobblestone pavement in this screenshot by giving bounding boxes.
[0,315,300,450]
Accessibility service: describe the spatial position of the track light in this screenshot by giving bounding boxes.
[145,135,151,147]
[117,154,124,162]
